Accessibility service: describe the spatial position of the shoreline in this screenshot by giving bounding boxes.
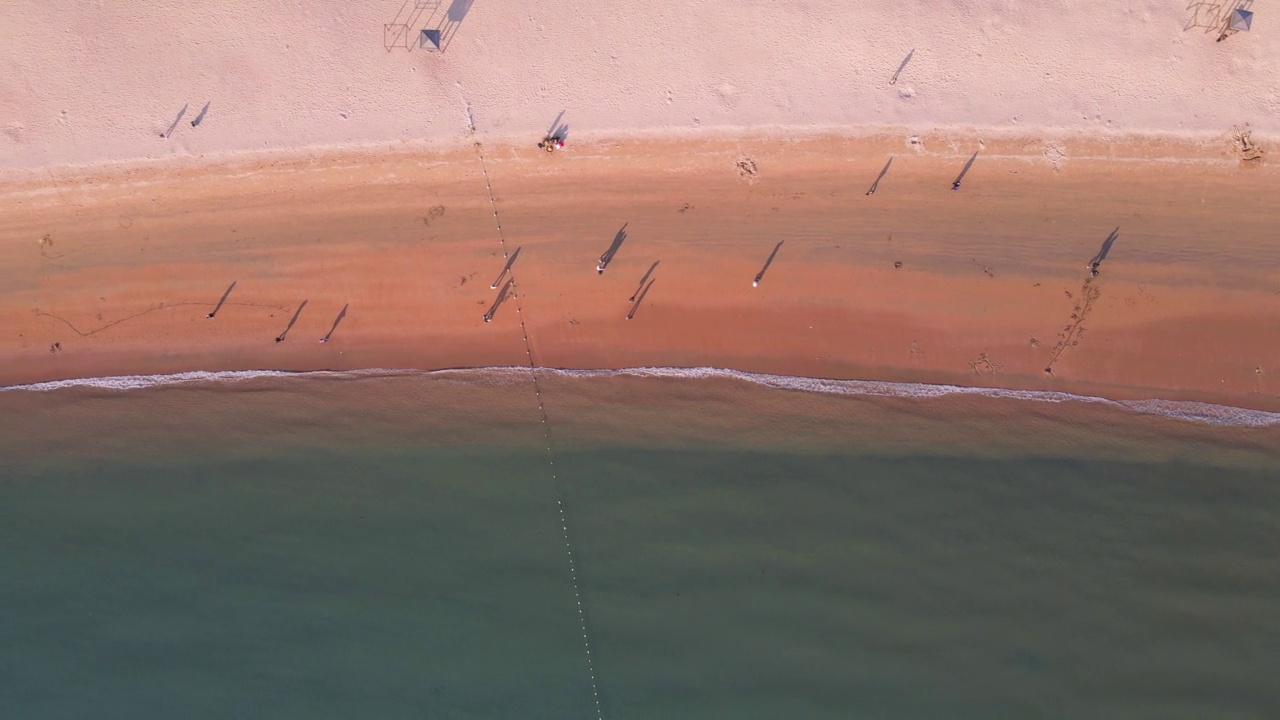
[4,364,1279,429]
[3,366,1277,479]
[2,131,1278,413]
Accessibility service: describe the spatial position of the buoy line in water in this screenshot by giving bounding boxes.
[469,115,605,720]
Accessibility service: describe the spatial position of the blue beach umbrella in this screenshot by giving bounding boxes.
[1230,8,1254,33]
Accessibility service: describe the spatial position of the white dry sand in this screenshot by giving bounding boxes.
[2,0,1277,170]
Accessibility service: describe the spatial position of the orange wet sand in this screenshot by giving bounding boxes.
[2,133,1278,411]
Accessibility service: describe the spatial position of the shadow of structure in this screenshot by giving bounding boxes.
[422,0,478,51]
[1185,0,1252,33]
[390,0,475,52]
[385,0,439,51]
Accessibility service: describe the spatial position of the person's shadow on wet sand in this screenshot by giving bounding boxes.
[866,157,893,196]
[484,279,513,322]
[492,246,521,289]
[952,150,979,191]
[206,280,237,318]
[629,261,659,301]
[597,224,628,274]
[626,279,655,320]
[275,300,308,342]
[320,303,348,343]
[753,240,784,287]
[1087,227,1120,276]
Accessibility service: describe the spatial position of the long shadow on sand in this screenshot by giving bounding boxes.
[320,303,349,343]
[866,157,893,196]
[275,300,308,343]
[206,281,237,319]
[597,224,628,274]
[162,104,188,139]
[626,279,655,320]
[484,279,513,323]
[951,151,979,191]
[1088,227,1120,273]
[629,261,659,302]
[753,241,785,287]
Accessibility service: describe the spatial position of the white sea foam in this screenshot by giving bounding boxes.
[2,366,1277,428]
[542,367,1280,428]
[0,368,419,393]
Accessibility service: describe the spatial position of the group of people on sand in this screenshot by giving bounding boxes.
[537,132,1115,281]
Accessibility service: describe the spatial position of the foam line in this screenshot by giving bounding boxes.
[2,366,1276,428]
[0,368,419,393]
[545,367,1280,428]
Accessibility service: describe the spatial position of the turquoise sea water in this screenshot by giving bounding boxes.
[2,370,1278,718]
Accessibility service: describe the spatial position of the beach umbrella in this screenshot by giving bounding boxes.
[1229,8,1253,33]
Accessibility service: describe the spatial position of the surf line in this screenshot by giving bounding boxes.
[466,105,604,720]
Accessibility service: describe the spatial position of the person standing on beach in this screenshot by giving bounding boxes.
[1086,228,1119,277]
[952,150,978,191]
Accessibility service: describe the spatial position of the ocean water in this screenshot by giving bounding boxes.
[2,369,1278,719]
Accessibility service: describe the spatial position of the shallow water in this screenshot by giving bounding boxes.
[1,370,1277,718]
